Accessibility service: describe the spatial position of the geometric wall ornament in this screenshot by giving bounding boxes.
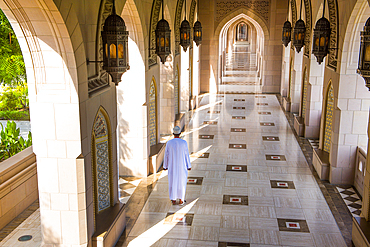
[303,0,312,57]
[323,81,334,153]
[149,0,162,67]
[175,64,180,115]
[175,0,185,55]
[149,78,158,146]
[301,67,308,118]
[327,0,338,70]
[92,107,113,213]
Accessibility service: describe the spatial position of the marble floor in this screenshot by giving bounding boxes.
[120,94,348,247]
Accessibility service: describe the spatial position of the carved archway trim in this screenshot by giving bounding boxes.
[290,0,297,50]
[189,0,196,48]
[303,0,312,57]
[149,0,162,67]
[327,0,338,70]
[175,0,185,56]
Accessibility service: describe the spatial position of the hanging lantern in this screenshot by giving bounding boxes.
[180,19,191,51]
[101,1,129,85]
[358,17,370,90]
[193,21,202,46]
[292,19,306,53]
[312,17,331,64]
[155,20,171,63]
[282,20,292,47]
[179,0,191,52]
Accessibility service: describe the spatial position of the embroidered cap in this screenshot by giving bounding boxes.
[173,126,181,134]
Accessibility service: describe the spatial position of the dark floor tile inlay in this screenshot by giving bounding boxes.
[164,213,194,226]
[231,128,246,132]
[260,122,275,126]
[233,106,245,110]
[257,103,268,105]
[226,165,247,172]
[265,154,286,161]
[232,116,246,119]
[199,135,214,139]
[187,177,203,185]
[255,96,266,98]
[258,112,271,115]
[192,152,210,158]
[223,195,248,205]
[218,242,250,247]
[270,180,295,189]
[203,121,218,125]
[234,99,245,101]
[277,218,309,233]
[229,144,247,149]
[208,110,221,114]
[262,136,279,141]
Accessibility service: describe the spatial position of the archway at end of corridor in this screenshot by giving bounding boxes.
[218,13,265,94]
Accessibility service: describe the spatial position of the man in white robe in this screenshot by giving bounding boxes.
[163,126,191,205]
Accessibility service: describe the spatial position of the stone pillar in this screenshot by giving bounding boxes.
[290,52,303,113]
[160,55,175,136]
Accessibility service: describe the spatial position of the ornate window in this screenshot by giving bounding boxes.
[149,78,157,146]
[174,64,180,114]
[92,107,113,213]
[301,67,308,118]
[323,82,334,153]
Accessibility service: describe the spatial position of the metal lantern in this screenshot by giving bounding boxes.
[282,20,292,47]
[155,18,171,63]
[312,17,331,64]
[358,17,370,90]
[292,19,306,53]
[180,19,191,51]
[101,2,129,85]
[193,21,202,46]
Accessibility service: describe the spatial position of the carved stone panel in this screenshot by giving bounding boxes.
[175,0,185,56]
[149,0,162,67]
[327,0,338,70]
[149,80,157,146]
[303,0,312,57]
[215,0,270,24]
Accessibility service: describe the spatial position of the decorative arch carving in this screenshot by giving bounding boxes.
[175,0,185,55]
[327,0,338,70]
[323,81,334,153]
[149,0,162,67]
[92,107,113,215]
[149,78,158,146]
[303,0,312,57]
[290,0,297,50]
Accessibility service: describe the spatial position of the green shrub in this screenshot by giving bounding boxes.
[0,110,30,120]
[0,85,29,111]
[0,120,32,162]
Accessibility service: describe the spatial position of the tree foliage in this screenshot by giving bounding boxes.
[0,9,26,86]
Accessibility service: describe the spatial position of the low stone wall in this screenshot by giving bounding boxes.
[0,146,38,230]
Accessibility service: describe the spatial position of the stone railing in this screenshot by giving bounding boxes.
[0,146,38,230]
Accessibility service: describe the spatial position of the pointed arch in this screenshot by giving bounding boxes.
[175,0,185,55]
[327,0,339,70]
[303,0,312,57]
[91,106,113,216]
[323,81,334,153]
[149,77,158,146]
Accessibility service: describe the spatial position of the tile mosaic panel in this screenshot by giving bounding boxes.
[229,144,247,149]
[164,213,194,226]
[270,180,295,189]
[337,186,362,217]
[199,135,214,139]
[324,84,334,153]
[226,165,247,172]
[223,195,248,205]
[265,155,286,161]
[231,128,246,132]
[260,122,275,126]
[262,136,280,141]
[277,218,309,232]
[96,140,110,212]
[149,80,157,146]
[232,116,246,119]
[187,177,204,185]
[218,242,250,247]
